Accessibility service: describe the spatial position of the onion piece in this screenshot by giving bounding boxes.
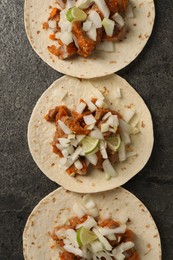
[114,241,135,253]
[58,138,71,147]
[126,4,135,18]
[58,120,72,134]
[95,99,104,108]
[97,224,126,236]
[87,123,95,130]
[71,146,83,161]
[88,207,99,218]
[76,135,86,142]
[106,233,117,241]
[97,41,115,52]
[86,24,97,41]
[82,194,96,209]
[123,109,135,123]
[102,112,112,121]
[89,128,104,140]
[83,114,96,125]
[90,240,104,253]
[60,31,73,45]
[102,18,115,37]
[68,134,76,140]
[102,159,118,177]
[88,10,102,28]
[65,229,79,248]
[112,13,125,28]
[119,119,133,134]
[76,102,86,114]
[85,153,98,165]
[48,20,57,29]
[100,141,108,159]
[94,0,110,18]
[93,228,112,251]
[120,131,131,145]
[85,99,97,112]
[112,251,125,260]
[63,245,83,257]
[71,139,79,147]
[76,0,94,9]
[83,20,92,31]
[126,151,137,158]
[118,141,126,162]
[63,158,74,170]
[65,0,76,9]
[95,251,113,260]
[76,216,97,229]
[74,159,83,170]
[59,157,68,165]
[73,202,86,218]
[101,123,109,133]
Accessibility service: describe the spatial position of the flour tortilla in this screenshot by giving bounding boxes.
[24,0,155,78]
[28,74,153,193]
[23,187,161,260]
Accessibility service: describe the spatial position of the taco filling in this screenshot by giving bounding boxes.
[50,194,139,259]
[43,0,135,59]
[45,96,139,178]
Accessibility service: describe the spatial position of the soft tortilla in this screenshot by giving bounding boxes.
[23,187,161,260]
[24,0,155,78]
[28,74,153,193]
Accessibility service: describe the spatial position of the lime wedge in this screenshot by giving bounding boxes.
[76,227,97,246]
[66,7,87,22]
[106,134,121,152]
[81,136,99,154]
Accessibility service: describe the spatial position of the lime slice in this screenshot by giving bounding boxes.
[66,7,87,22]
[81,136,99,154]
[106,134,121,152]
[76,227,97,246]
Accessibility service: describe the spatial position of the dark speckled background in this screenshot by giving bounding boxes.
[0,0,173,259]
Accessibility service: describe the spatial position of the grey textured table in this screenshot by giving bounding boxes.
[0,0,173,259]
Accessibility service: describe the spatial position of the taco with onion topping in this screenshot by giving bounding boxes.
[24,0,155,78]
[28,74,153,193]
[23,187,161,259]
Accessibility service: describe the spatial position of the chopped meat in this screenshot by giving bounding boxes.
[45,106,71,122]
[107,148,119,164]
[59,251,77,260]
[106,0,119,14]
[67,158,87,175]
[61,116,89,135]
[49,8,60,20]
[98,219,120,228]
[91,4,104,19]
[94,151,104,170]
[48,42,77,60]
[95,108,110,121]
[103,26,126,42]
[118,0,129,15]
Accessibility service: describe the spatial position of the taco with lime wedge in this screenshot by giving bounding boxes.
[23,187,161,259]
[28,74,153,193]
[24,0,155,78]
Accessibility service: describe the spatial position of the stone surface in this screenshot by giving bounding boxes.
[0,0,173,259]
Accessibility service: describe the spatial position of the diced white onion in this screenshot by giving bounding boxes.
[126,151,137,158]
[120,131,131,145]
[83,20,92,31]
[97,41,115,52]
[58,120,72,134]
[71,146,83,161]
[94,0,110,18]
[62,146,75,157]
[90,240,104,253]
[76,0,94,9]
[85,153,98,165]
[118,141,126,162]
[71,139,79,147]
[56,143,64,151]
[102,112,112,121]
[65,0,76,9]
[68,134,76,140]
[83,114,96,125]
[76,135,85,142]
[93,228,112,251]
[126,4,135,18]
[106,233,117,241]
[103,159,118,177]
[73,202,86,218]
[55,228,66,239]
[97,224,126,236]
[112,251,125,260]
[63,245,83,257]
[87,123,95,130]
[60,21,72,32]
[59,157,68,165]
[76,102,86,114]
[76,216,97,229]
[123,109,135,123]
[88,10,102,28]
[85,99,97,112]
[65,229,79,248]
[82,194,96,209]
[89,128,104,140]
[112,13,125,28]
[86,24,97,41]
[102,18,115,37]
[63,158,74,170]
[119,119,133,134]
[60,31,73,45]
[74,159,83,170]
[95,99,104,108]
[100,141,108,159]
[58,138,71,147]
[101,123,109,133]
[95,252,113,260]
[115,241,135,253]
[48,20,57,29]
[88,207,99,218]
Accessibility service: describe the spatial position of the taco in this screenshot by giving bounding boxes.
[28,74,153,193]
[24,0,155,78]
[23,187,161,259]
